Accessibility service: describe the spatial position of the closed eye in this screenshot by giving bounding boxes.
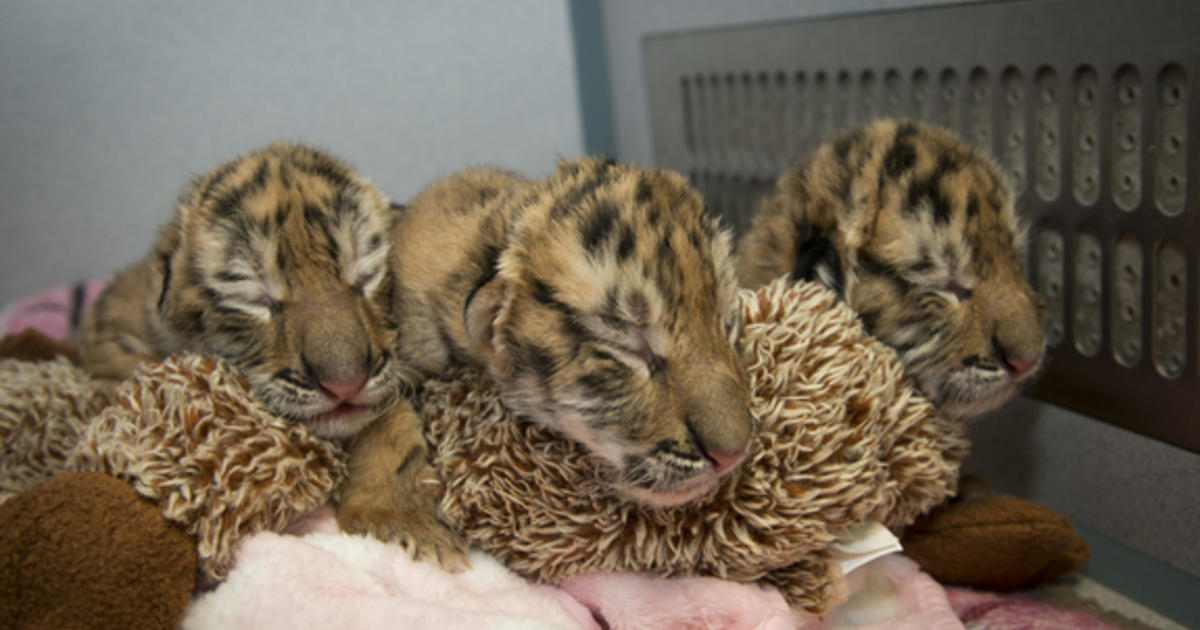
[625,324,667,374]
[945,280,973,301]
[639,344,667,373]
[351,269,381,295]
[591,339,665,377]
[211,272,282,319]
[253,293,283,314]
[723,313,742,342]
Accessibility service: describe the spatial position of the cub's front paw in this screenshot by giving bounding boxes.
[336,473,470,572]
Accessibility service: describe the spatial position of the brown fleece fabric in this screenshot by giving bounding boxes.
[0,328,78,364]
[0,472,196,630]
[901,493,1090,591]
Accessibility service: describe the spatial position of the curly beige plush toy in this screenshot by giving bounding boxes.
[0,279,965,616]
[423,278,966,610]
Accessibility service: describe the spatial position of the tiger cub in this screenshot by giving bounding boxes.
[736,119,1045,419]
[77,142,408,440]
[339,157,755,548]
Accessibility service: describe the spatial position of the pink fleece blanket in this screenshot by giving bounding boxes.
[0,279,107,340]
[182,507,963,630]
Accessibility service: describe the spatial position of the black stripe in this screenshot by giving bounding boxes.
[513,340,556,381]
[646,203,662,227]
[250,158,270,189]
[303,202,325,228]
[273,201,292,229]
[581,201,618,253]
[549,172,607,220]
[907,254,936,274]
[299,201,341,261]
[169,307,204,336]
[394,445,423,477]
[635,178,653,203]
[276,240,290,273]
[294,156,351,189]
[69,281,86,330]
[213,270,253,283]
[790,228,844,297]
[576,369,627,400]
[616,223,636,261]
[859,252,914,292]
[462,244,501,327]
[655,231,675,269]
[966,193,979,218]
[198,161,239,203]
[883,128,918,178]
[211,182,252,219]
[833,129,863,160]
[156,252,172,314]
[273,367,312,389]
[600,286,623,328]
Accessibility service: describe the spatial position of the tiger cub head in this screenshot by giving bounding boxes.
[158,143,406,438]
[466,157,754,506]
[737,119,1045,419]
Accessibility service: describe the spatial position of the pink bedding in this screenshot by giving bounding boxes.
[182,507,965,630]
[0,279,106,340]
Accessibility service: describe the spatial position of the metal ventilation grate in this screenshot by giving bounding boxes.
[644,0,1200,453]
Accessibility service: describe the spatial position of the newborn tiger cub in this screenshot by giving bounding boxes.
[339,157,755,556]
[737,118,1045,419]
[78,143,407,439]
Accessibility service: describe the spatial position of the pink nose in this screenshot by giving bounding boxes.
[319,372,367,403]
[704,447,747,475]
[1002,354,1040,379]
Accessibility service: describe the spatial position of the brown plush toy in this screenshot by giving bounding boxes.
[0,280,1083,622]
[0,472,196,630]
[901,489,1090,591]
[0,343,347,630]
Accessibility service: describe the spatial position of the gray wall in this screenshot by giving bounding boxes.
[967,398,1200,576]
[599,0,1200,588]
[0,0,584,303]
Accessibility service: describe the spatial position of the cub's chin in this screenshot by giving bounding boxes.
[933,365,1040,420]
[269,392,396,440]
[302,403,385,439]
[615,473,721,507]
[604,457,737,508]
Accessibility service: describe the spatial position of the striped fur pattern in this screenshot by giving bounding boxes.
[737,119,1045,419]
[390,156,754,507]
[77,143,406,439]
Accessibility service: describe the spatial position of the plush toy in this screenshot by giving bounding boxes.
[421,279,967,611]
[901,488,1090,591]
[0,472,196,630]
[0,279,1079,624]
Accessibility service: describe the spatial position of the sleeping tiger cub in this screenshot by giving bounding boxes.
[736,119,1045,419]
[77,142,408,440]
[339,157,755,553]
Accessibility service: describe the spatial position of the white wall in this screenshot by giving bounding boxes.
[0,0,584,303]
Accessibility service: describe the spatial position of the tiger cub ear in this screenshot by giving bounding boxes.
[153,219,184,316]
[791,224,845,298]
[462,275,510,371]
